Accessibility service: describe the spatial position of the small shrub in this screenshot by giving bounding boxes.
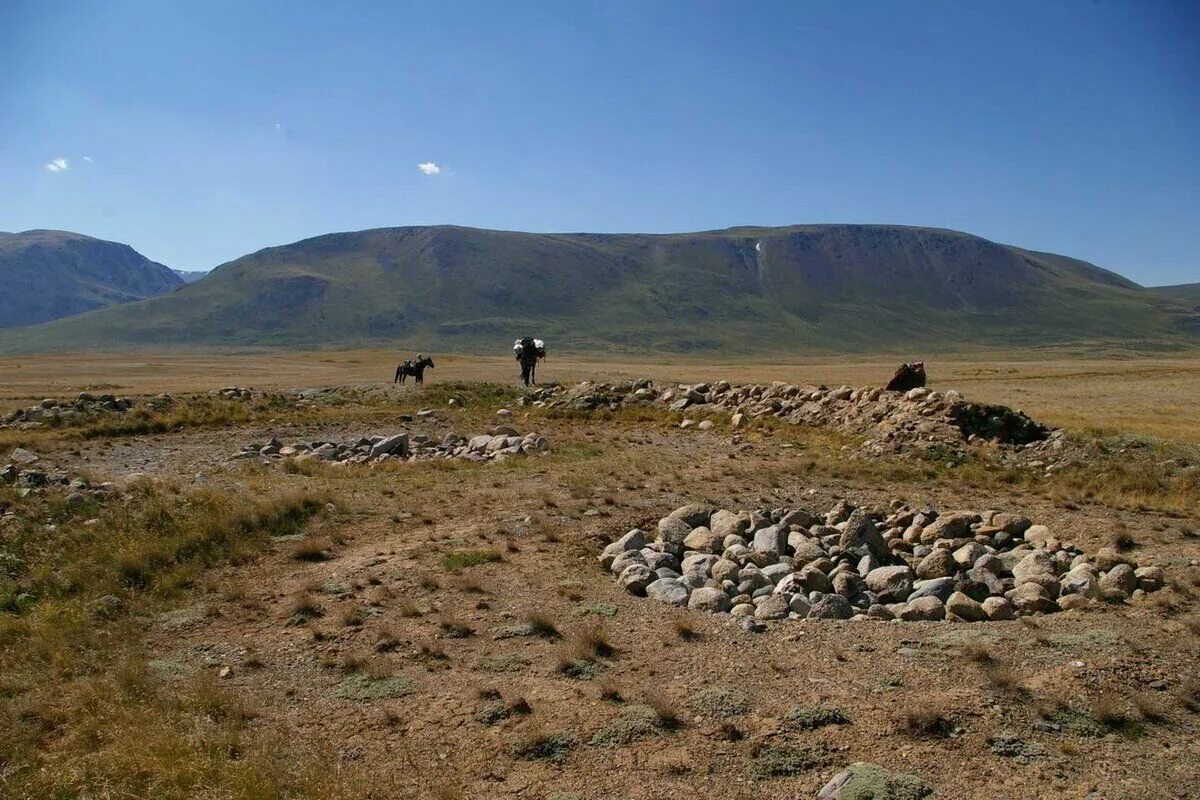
[510,729,578,762]
[336,673,416,702]
[749,744,831,779]
[786,704,849,729]
[983,662,1023,693]
[573,624,614,658]
[1111,529,1137,552]
[288,593,324,621]
[1092,693,1137,732]
[442,549,502,571]
[590,704,664,747]
[690,686,750,719]
[472,652,530,673]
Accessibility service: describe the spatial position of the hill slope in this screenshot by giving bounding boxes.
[0,230,183,328]
[1,224,1196,353]
[1151,282,1200,308]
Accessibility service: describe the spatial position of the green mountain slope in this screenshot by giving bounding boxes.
[1,224,1196,353]
[0,230,183,328]
[1150,282,1200,308]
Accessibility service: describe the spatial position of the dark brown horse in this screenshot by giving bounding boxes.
[886,361,926,392]
[395,356,435,385]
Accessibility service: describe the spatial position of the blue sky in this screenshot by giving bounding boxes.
[2,0,1197,285]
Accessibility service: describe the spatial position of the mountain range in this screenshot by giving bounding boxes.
[0,230,182,329]
[0,224,1195,353]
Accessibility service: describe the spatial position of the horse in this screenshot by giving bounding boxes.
[514,337,546,387]
[394,356,435,385]
[886,361,927,392]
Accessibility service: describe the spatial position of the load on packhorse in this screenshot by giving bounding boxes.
[513,337,546,386]
[886,361,926,392]
[394,354,435,385]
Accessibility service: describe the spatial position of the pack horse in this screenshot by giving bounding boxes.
[514,337,547,386]
[394,355,435,385]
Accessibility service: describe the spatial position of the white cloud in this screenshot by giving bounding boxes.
[82,155,94,163]
[417,161,441,175]
[45,158,69,173]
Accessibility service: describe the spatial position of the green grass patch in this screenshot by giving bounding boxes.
[442,549,503,571]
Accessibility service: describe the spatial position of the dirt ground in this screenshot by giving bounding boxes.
[3,351,1200,799]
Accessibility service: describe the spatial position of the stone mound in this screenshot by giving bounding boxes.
[231,430,549,465]
[1,387,265,430]
[1,391,172,429]
[524,379,1056,456]
[601,500,1163,623]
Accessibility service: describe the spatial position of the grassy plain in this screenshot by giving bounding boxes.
[2,347,1199,442]
[1,348,1198,799]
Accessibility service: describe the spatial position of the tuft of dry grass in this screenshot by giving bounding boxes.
[598,678,624,702]
[1092,692,1135,731]
[643,690,682,730]
[571,624,614,659]
[900,706,957,738]
[672,616,700,641]
[292,537,331,562]
[1177,678,1200,713]
[526,611,560,639]
[438,615,474,638]
[962,640,995,665]
[1132,692,1169,723]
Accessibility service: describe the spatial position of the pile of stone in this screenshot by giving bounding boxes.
[215,386,255,400]
[600,500,1164,624]
[230,428,549,465]
[524,379,1056,456]
[2,449,116,503]
[0,391,177,429]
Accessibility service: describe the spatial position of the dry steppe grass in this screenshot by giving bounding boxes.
[0,351,1198,798]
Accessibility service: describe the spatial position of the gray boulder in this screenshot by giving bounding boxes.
[915,548,956,580]
[898,596,945,621]
[618,564,656,595]
[752,525,788,556]
[945,591,986,622]
[369,433,409,458]
[667,503,713,528]
[688,587,731,613]
[808,593,853,620]
[645,577,689,606]
[839,510,889,563]
[865,566,914,601]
